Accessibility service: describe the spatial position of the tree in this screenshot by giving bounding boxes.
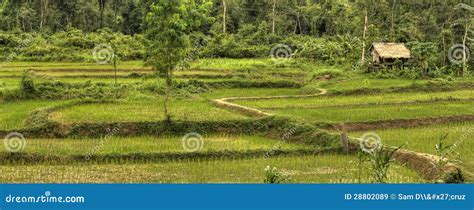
[222,0,226,34]
[98,0,107,29]
[361,7,368,63]
[122,1,142,35]
[39,0,49,29]
[271,0,276,34]
[145,0,212,121]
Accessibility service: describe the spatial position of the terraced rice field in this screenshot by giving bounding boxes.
[0,154,422,183]
[0,59,472,183]
[352,122,474,182]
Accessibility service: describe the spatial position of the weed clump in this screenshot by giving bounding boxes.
[264,166,291,184]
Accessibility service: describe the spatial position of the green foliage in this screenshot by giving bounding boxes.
[434,133,455,170]
[173,79,210,98]
[263,165,291,184]
[296,35,362,65]
[20,70,36,96]
[406,42,439,71]
[368,146,403,183]
[0,30,145,62]
[145,0,213,120]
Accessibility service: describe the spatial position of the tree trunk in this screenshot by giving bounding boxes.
[462,23,469,76]
[441,33,446,66]
[222,0,226,34]
[390,0,396,40]
[113,55,117,86]
[40,0,44,29]
[113,1,118,31]
[163,63,173,122]
[294,10,300,34]
[361,8,368,63]
[99,0,106,29]
[272,0,276,34]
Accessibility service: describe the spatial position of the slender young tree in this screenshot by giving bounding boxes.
[98,0,107,29]
[271,0,276,34]
[222,0,226,34]
[145,0,212,120]
[39,0,49,29]
[361,8,368,63]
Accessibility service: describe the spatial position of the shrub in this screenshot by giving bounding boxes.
[368,146,402,183]
[263,166,291,184]
[20,70,36,96]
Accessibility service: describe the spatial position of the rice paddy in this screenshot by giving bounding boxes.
[0,154,422,183]
[0,59,472,183]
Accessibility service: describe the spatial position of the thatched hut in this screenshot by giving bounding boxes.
[370,42,411,66]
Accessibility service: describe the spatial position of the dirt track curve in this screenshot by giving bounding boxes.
[211,88,466,182]
[212,88,328,117]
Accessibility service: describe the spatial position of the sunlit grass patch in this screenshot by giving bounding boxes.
[50,99,248,124]
[0,100,71,130]
[235,90,474,109]
[201,88,302,99]
[264,101,474,123]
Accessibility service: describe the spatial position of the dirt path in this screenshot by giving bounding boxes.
[211,88,468,182]
[211,88,328,117]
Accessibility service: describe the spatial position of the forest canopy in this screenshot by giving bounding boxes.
[0,0,472,75]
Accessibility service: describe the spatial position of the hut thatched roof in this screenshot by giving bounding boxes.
[371,43,411,59]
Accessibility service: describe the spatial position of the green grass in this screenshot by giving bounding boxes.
[201,88,302,99]
[0,100,71,130]
[0,154,422,183]
[264,101,474,123]
[50,99,248,123]
[0,135,314,155]
[352,122,474,182]
[191,58,273,71]
[0,61,147,70]
[0,69,233,77]
[317,77,429,91]
[234,90,474,109]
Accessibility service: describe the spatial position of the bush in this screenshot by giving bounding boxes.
[173,79,210,99]
[263,166,291,184]
[0,29,145,62]
[20,70,36,96]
